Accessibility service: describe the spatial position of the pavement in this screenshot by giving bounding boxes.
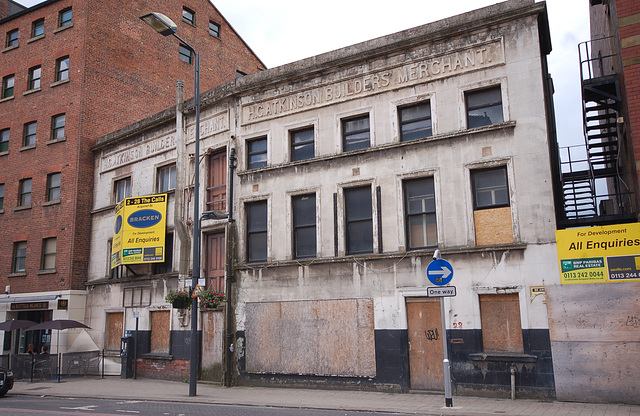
[8,376,640,416]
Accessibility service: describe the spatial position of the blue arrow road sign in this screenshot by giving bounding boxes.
[426,259,454,286]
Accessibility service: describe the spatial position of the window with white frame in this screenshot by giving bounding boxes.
[404,177,437,249]
[157,164,176,193]
[114,177,131,203]
[41,237,57,270]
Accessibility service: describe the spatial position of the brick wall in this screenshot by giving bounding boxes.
[615,0,640,202]
[0,0,264,295]
[135,357,190,382]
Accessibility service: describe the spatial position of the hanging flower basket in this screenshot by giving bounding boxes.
[166,290,191,309]
[199,289,226,309]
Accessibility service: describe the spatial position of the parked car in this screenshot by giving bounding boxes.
[0,366,14,397]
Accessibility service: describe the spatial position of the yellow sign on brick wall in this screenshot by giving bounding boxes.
[556,223,640,284]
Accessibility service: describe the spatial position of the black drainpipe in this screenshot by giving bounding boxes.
[224,148,236,387]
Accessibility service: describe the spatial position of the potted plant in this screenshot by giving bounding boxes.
[199,289,226,309]
[165,289,191,309]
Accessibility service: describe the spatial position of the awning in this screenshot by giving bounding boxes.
[0,295,59,303]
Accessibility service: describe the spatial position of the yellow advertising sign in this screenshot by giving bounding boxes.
[111,194,167,269]
[556,223,640,284]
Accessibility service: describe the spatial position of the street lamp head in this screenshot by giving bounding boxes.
[140,12,177,36]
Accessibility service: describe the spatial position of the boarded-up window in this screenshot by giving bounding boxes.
[123,286,151,307]
[106,312,124,351]
[150,310,170,354]
[479,294,523,353]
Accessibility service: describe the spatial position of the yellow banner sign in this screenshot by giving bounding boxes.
[556,223,640,284]
[111,194,167,269]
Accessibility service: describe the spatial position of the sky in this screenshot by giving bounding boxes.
[17,0,590,146]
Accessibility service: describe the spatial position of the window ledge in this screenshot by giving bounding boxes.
[37,269,57,275]
[47,137,66,145]
[8,272,26,278]
[0,96,14,103]
[0,209,4,214]
[53,23,73,34]
[51,78,70,88]
[1,45,18,53]
[43,200,61,207]
[14,205,31,212]
[0,150,7,157]
[140,353,173,360]
[27,35,45,43]
[19,145,36,152]
[236,243,528,270]
[23,88,42,96]
[469,352,537,363]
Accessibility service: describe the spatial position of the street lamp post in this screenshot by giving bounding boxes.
[140,12,201,397]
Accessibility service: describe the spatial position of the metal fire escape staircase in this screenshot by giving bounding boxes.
[558,37,636,227]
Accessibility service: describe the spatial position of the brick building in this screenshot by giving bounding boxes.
[0,0,264,358]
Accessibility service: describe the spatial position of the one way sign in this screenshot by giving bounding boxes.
[427,286,457,297]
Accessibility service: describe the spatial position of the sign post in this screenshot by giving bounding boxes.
[426,257,455,408]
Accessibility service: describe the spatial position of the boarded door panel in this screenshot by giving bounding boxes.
[207,150,227,211]
[479,294,523,352]
[150,310,170,353]
[407,298,443,391]
[546,283,640,404]
[106,312,124,351]
[206,232,225,292]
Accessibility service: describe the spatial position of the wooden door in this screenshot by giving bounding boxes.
[150,310,170,353]
[407,298,444,391]
[106,312,124,351]
[206,232,225,292]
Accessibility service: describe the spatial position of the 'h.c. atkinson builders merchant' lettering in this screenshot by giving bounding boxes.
[242,40,504,124]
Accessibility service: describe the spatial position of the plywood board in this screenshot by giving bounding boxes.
[150,310,170,353]
[546,282,640,404]
[474,206,514,245]
[106,312,123,351]
[201,310,224,368]
[546,283,640,342]
[245,299,375,377]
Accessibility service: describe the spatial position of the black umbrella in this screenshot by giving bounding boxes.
[27,319,90,331]
[0,319,36,331]
[26,320,91,382]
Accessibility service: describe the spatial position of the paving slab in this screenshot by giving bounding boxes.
[8,377,640,416]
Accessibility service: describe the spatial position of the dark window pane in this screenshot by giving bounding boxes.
[472,167,509,209]
[400,103,432,141]
[293,194,316,258]
[246,200,267,262]
[7,29,18,47]
[2,75,14,98]
[466,86,503,128]
[32,20,44,37]
[343,115,370,152]
[291,128,314,161]
[179,45,192,63]
[182,8,194,24]
[345,187,373,254]
[59,8,72,27]
[209,21,220,37]
[248,138,267,169]
[57,57,69,81]
[0,129,8,152]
